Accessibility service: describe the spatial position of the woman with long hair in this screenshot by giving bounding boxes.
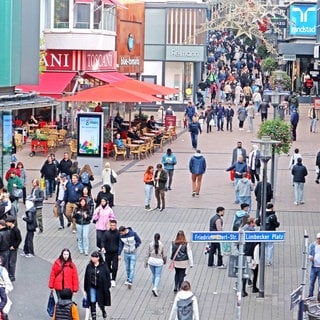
[92,198,116,250]
[143,165,154,210]
[48,248,79,299]
[16,162,27,204]
[79,164,94,192]
[82,186,94,215]
[72,197,92,255]
[144,233,167,297]
[84,251,111,320]
[170,230,193,292]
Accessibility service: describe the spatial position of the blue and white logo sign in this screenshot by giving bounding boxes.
[289,3,317,37]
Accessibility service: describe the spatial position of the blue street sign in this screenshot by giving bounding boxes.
[191,232,239,242]
[245,231,285,242]
[191,231,285,242]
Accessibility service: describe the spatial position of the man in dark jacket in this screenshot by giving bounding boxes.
[101,220,120,287]
[5,215,22,281]
[189,150,206,197]
[0,220,11,270]
[118,226,141,289]
[290,108,299,141]
[258,99,270,122]
[188,117,202,150]
[63,174,83,233]
[316,151,320,184]
[208,206,225,268]
[291,157,308,205]
[40,155,58,199]
[153,164,168,211]
[59,152,73,177]
[254,181,273,218]
[256,203,280,266]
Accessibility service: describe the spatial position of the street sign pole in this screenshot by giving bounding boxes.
[236,230,245,320]
[298,231,309,319]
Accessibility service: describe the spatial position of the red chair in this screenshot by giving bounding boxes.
[103,142,114,158]
[39,121,47,128]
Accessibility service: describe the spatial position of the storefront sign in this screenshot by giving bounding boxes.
[119,56,140,66]
[289,3,317,37]
[283,54,296,61]
[83,51,116,71]
[166,45,205,62]
[42,50,116,71]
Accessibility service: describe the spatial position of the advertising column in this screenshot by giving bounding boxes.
[77,112,104,177]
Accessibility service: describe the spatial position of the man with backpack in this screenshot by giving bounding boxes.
[188,118,202,150]
[169,281,199,320]
[256,203,280,266]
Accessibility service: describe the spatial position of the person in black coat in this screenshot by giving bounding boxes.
[254,181,273,218]
[101,220,120,287]
[40,155,58,199]
[84,251,111,320]
[315,151,320,184]
[5,216,22,281]
[95,184,114,208]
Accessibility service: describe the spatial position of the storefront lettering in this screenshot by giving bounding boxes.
[120,56,140,66]
[86,53,114,69]
[41,53,70,67]
[170,49,200,58]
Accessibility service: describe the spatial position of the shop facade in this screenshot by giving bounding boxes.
[144,2,208,107]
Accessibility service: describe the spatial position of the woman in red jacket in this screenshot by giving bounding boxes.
[48,248,79,298]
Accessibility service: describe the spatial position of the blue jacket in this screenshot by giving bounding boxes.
[118,227,141,255]
[63,181,83,203]
[226,161,247,178]
[162,152,177,170]
[189,153,206,175]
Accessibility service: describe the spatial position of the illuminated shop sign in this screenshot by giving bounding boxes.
[289,3,316,37]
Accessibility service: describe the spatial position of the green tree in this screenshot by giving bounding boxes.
[258,119,292,154]
[261,57,278,75]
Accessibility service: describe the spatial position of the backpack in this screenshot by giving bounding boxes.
[81,171,89,184]
[232,214,243,231]
[177,295,194,320]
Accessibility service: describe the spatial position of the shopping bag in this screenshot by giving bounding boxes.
[221,242,231,256]
[53,204,59,218]
[169,261,175,271]
[82,296,90,308]
[40,178,46,191]
[230,170,235,182]
[47,292,55,317]
[12,188,23,199]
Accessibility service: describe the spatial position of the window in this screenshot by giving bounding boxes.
[44,0,52,29]
[94,0,102,29]
[74,3,91,29]
[54,0,70,28]
[102,4,116,31]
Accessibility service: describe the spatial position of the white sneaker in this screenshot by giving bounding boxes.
[124,281,130,286]
[20,252,26,257]
[26,254,35,258]
[152,288,158,297]
[111,280,116,287]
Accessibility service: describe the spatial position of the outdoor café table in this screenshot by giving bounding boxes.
[139,136,152,141]
[132,140,145,144]
[143,133,156,137]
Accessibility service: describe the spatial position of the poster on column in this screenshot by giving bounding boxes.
[77,113,102,158]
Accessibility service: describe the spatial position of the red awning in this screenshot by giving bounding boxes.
[86,72,130,84]
[116,79,179,96]
[17,72,76,98]
[59,84,162,103]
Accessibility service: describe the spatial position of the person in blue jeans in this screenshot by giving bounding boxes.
[144,233,167,297]
[118,226,141,289]
[308,233,320,298]
[188,117,202,150]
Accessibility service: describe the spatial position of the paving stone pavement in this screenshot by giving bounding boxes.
[9,104,320,319]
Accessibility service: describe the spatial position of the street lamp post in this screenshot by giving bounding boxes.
[252,136,280,298]
[271,70,283,120]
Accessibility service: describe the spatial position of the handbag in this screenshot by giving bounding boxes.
[209,118,214,126]
[110,171,117,184]
[12,188,23,199]
[169,244,182,271]
[47,291,56,317]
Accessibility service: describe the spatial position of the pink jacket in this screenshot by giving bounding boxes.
[92,205,115,231]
